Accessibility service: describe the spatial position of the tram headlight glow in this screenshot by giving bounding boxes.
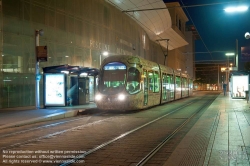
[95,94,102,101]
[118,94,125,101]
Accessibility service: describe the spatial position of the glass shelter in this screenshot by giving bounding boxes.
[43,65,99,107]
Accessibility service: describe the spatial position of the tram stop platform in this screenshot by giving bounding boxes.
[164,92,250,166]
[0,103,97,130]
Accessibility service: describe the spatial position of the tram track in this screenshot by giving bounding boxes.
[60,95,217,166]
[0,97,200,151]
[136,97,216,166]
[0,117,116,150]
[0,93,219,166]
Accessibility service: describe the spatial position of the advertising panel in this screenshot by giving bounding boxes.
[231,75,249,98]
[44,73,66,106]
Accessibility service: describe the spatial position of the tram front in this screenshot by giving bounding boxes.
[95,61,141,111]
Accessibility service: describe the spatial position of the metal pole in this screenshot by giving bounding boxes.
[227,57,229,92]
[235,39,238,71]
[35,30,40,109]
[218,65,219,90]
[100,54,102,67]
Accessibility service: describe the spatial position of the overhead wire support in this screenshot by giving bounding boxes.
[156,39,169,65]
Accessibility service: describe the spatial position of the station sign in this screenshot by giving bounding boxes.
[36,46,47,62]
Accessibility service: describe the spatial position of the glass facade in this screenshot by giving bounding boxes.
[0,0,164,109]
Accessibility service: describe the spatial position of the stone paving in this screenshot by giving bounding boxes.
[164,93,250,166]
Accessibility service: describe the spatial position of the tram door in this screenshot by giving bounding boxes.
[88,76,95,102]
[143,70,148,105]
[78,77,89,105]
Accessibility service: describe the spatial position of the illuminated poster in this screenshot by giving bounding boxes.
[44,73,66,106]
[231,75,249,99]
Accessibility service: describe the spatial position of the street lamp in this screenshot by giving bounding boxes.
[224,6,248,13]
[245,32,250,39]
[100,51,109,66]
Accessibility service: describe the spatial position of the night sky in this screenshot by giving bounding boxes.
[163,0,250,71]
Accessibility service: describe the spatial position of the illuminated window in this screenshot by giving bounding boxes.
[148,71,159,93]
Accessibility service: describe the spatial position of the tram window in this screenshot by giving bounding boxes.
[148,71,154,92]
[126,67,140,94]
[148,71,159,93]
[183,78,187,88]
[154,71,159,92]
[170,75,174,89]
[163,74,171,90]
[162,74,167,89]
[162,73,167,100]
[176,76,181,90]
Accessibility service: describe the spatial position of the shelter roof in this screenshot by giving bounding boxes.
[43,65,99,76]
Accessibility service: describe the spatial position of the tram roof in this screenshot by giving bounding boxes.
[43,65,99,76]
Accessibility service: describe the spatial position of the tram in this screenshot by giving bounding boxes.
[95,55,193,111]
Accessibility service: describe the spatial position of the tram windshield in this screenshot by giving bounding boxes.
[99,62,127,94]
[99,62,141,95]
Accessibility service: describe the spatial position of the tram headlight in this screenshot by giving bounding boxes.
[118,94,125,101]
[95,94,102,101]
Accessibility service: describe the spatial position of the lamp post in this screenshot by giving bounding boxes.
[224,6,248,71]
[225,52,235,92]
[35,29,44,109]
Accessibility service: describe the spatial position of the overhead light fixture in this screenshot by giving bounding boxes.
[80,73,88,77]
[225,53,235,56]
[61,71,69,74]
[224,6,248,12]
[102,51,109,56]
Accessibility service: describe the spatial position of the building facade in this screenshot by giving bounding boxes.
[0,0,191,109]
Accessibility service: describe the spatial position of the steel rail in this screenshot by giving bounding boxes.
[59,100,198,166]
[0,117,114,150]
[136,97,217,166]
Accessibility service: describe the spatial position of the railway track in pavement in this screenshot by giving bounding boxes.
[0,92,220,166]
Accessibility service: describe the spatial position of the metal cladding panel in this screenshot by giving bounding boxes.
[105,0,188,50]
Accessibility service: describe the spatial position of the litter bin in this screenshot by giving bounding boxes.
[245,90,249,103]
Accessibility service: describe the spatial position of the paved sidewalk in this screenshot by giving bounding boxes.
[164,93,250,166]
[0,103,97,130]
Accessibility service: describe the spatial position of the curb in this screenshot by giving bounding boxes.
[0,110,81,130]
